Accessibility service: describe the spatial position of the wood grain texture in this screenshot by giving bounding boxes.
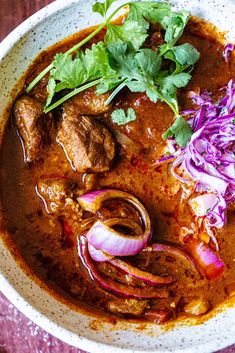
[0,292,86,353]
[0,0,54,41]
[0,0,234,352]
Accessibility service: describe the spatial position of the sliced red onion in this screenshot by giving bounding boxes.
[144,243,197,273]
[88,243,114,262]
[186,237,225,279]
[86,218,150,256]
[223,43,235,63]
[105,217,143,234]
[78,189,151,256]
[78,236,169,299]
[78,189,115,213]
[109,258,175,285]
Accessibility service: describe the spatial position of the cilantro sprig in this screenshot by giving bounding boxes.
[163,116,193,147]
[45,42,113,107]
[26,0,128,93]
[27,0,199,147]
[111,107,137,125]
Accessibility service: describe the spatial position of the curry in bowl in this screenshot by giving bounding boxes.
[0,0,235,325]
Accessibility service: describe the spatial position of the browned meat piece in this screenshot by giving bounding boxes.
[145,26,164,50]
[63,87,111,116]
[57,115,115,173]
[183,297,210,316]
[97,199,142,225]
[106,298,149,316]
[144,309,171,323]
[37,177,80,216]
[14,95,52,163]
[148,31,164,49]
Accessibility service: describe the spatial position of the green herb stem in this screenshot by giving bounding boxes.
[44,78,101,113]
[26,2,129,93]
[105,80,127,105]
[26,63,53,93]
[154,88,180,117]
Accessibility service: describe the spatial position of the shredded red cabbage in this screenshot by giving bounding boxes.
[172,80,235,229]
[223,43,235,63]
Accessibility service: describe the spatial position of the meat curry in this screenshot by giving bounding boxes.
[0,1,235,325]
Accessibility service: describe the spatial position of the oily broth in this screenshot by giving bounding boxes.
[0,17,235,323]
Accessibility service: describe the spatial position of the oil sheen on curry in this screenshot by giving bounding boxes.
[0,1,235,324]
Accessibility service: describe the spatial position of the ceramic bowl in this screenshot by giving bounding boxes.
[1,1,235,352]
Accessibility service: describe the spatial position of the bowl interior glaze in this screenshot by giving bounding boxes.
[0,1,235,352]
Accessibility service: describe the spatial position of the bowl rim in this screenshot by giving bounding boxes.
[0,0,77,62]
[0,1,235,352]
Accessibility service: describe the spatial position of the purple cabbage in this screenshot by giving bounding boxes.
[223,43,235,63]
[172,80,235,229]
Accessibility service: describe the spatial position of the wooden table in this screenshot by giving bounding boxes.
[0,1,234,352]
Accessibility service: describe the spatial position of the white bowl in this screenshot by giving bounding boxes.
[1,1,235,352]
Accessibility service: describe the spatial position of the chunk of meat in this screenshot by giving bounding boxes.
[225,282,235,297]
[63,87,111,116]
[110,92,175,162]
[145,29,164,50]
[106,298,149,316]
[144,309,171,324]
[183,297,210,316]
[14,95,52,163]
[37,177,80,216]
[57,116,115,173]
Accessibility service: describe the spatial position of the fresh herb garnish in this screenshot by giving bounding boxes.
[27,0,200,147]
[163,116,193,147]
[127,2,171,27]
[105,21,148,50]
[157,71,192,114]
[92,0,117,18]
[111,108,137,125]
[45,42,112,107]
[26,0,127,93]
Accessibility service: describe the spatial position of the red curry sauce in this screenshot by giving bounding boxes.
[0,18,235,323]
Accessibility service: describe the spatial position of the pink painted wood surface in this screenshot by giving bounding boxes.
[0,1,234,352]
[0,292,86,353]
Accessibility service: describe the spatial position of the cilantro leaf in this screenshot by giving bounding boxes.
[96,76,123,95]
[232,118,235,124]
[162,11,189,46]
[43,0,199,122]
[79,42,113,80]
[158,72,192,90]
[107,43,161,103]
[105,20,148,51]
[132,49,162,102]
[157,72,191,114]
[126,81,159,103]
[135,49,162,80]
[127,2,171,29]
[173,43,200,66]
[45,42,112,107]
[46,77,56,107]
[107,42,141,80]
[52,53,86,90]
[163,43,200,69]
[111,108,137,125]
[163,116,193,147]
[92,0,116,18]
